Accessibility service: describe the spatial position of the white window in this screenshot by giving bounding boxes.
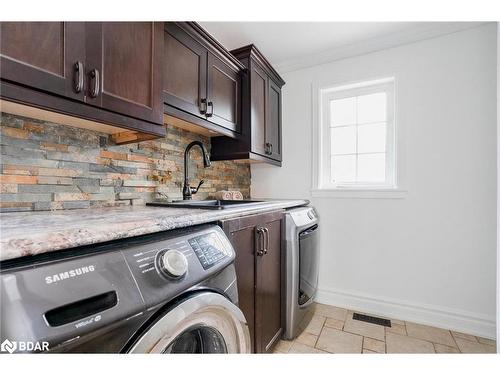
[318,78,396,190]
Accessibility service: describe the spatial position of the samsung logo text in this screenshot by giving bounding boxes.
[45,265,96,284]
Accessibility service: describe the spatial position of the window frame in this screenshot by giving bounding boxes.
[312,77,406,199]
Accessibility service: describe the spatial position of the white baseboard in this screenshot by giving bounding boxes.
[316,287,496,339]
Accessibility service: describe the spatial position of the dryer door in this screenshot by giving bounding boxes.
[127,292,251,354]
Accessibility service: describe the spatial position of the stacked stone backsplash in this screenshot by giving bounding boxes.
[0,113,250,212]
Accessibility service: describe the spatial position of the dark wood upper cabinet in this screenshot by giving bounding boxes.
[0,22,165,143]
[0,22,85,101]
[85,22,163,125]
[266,78,282,161]
[211,44,285,166]
[164,23,207,120]
[250,62,268,157]
[1,23,281,150]
[207,53,240,132]
[163,22,243,137]
[220,211,284,353]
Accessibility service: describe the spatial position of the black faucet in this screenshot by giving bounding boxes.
[183,141,211,200]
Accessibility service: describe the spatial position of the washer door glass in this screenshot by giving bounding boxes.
[163,326,227,354]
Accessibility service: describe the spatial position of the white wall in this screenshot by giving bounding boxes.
[252,24,497,338]
[496,22,499,352]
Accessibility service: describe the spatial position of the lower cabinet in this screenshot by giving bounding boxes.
[220,211,284,353]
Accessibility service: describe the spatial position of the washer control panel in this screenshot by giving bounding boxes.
[157,249,188,278]
[188,232,232,270]
[121,225,235,307]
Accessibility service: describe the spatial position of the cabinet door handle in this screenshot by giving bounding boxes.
[265,142,273,155]
[263,227,269,255]
[206,101,214,117]
[89,69,100,98]
[200,98,207,114]
[73,61,84,93]
[256,227,265,256]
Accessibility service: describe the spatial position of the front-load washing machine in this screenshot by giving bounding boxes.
[0,225,250,353]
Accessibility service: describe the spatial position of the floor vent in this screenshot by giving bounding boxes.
[352,313,391,327]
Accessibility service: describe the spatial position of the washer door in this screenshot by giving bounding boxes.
[128,292,251,354]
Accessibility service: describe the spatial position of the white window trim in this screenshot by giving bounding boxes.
[311,76,407,199]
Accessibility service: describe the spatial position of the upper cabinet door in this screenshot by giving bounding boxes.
[163,23,207,120]
[0,22,85,101]
[266,79,282,162]
[250,62,268,157]
[206,53,241,132]
[85,22,163,125]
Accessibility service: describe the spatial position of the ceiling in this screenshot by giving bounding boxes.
[199,22,484,72]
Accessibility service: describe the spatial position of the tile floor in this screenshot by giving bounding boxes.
[273,303,497,354]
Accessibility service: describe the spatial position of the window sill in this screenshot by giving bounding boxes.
[311,188,408,199]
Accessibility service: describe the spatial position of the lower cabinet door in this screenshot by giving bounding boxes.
[221,215,258,351]
[255,214,283,353]
[221,211,284,354]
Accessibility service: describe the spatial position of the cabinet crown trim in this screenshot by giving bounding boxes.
[174,22,246,72]
[231,44,285,87]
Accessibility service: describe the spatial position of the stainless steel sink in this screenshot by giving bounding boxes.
[146,200,265,210]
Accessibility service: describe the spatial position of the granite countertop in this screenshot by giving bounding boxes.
[0,199,308,262]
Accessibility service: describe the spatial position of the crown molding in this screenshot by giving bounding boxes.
[275,22,489,74]
[231,44,286,86]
